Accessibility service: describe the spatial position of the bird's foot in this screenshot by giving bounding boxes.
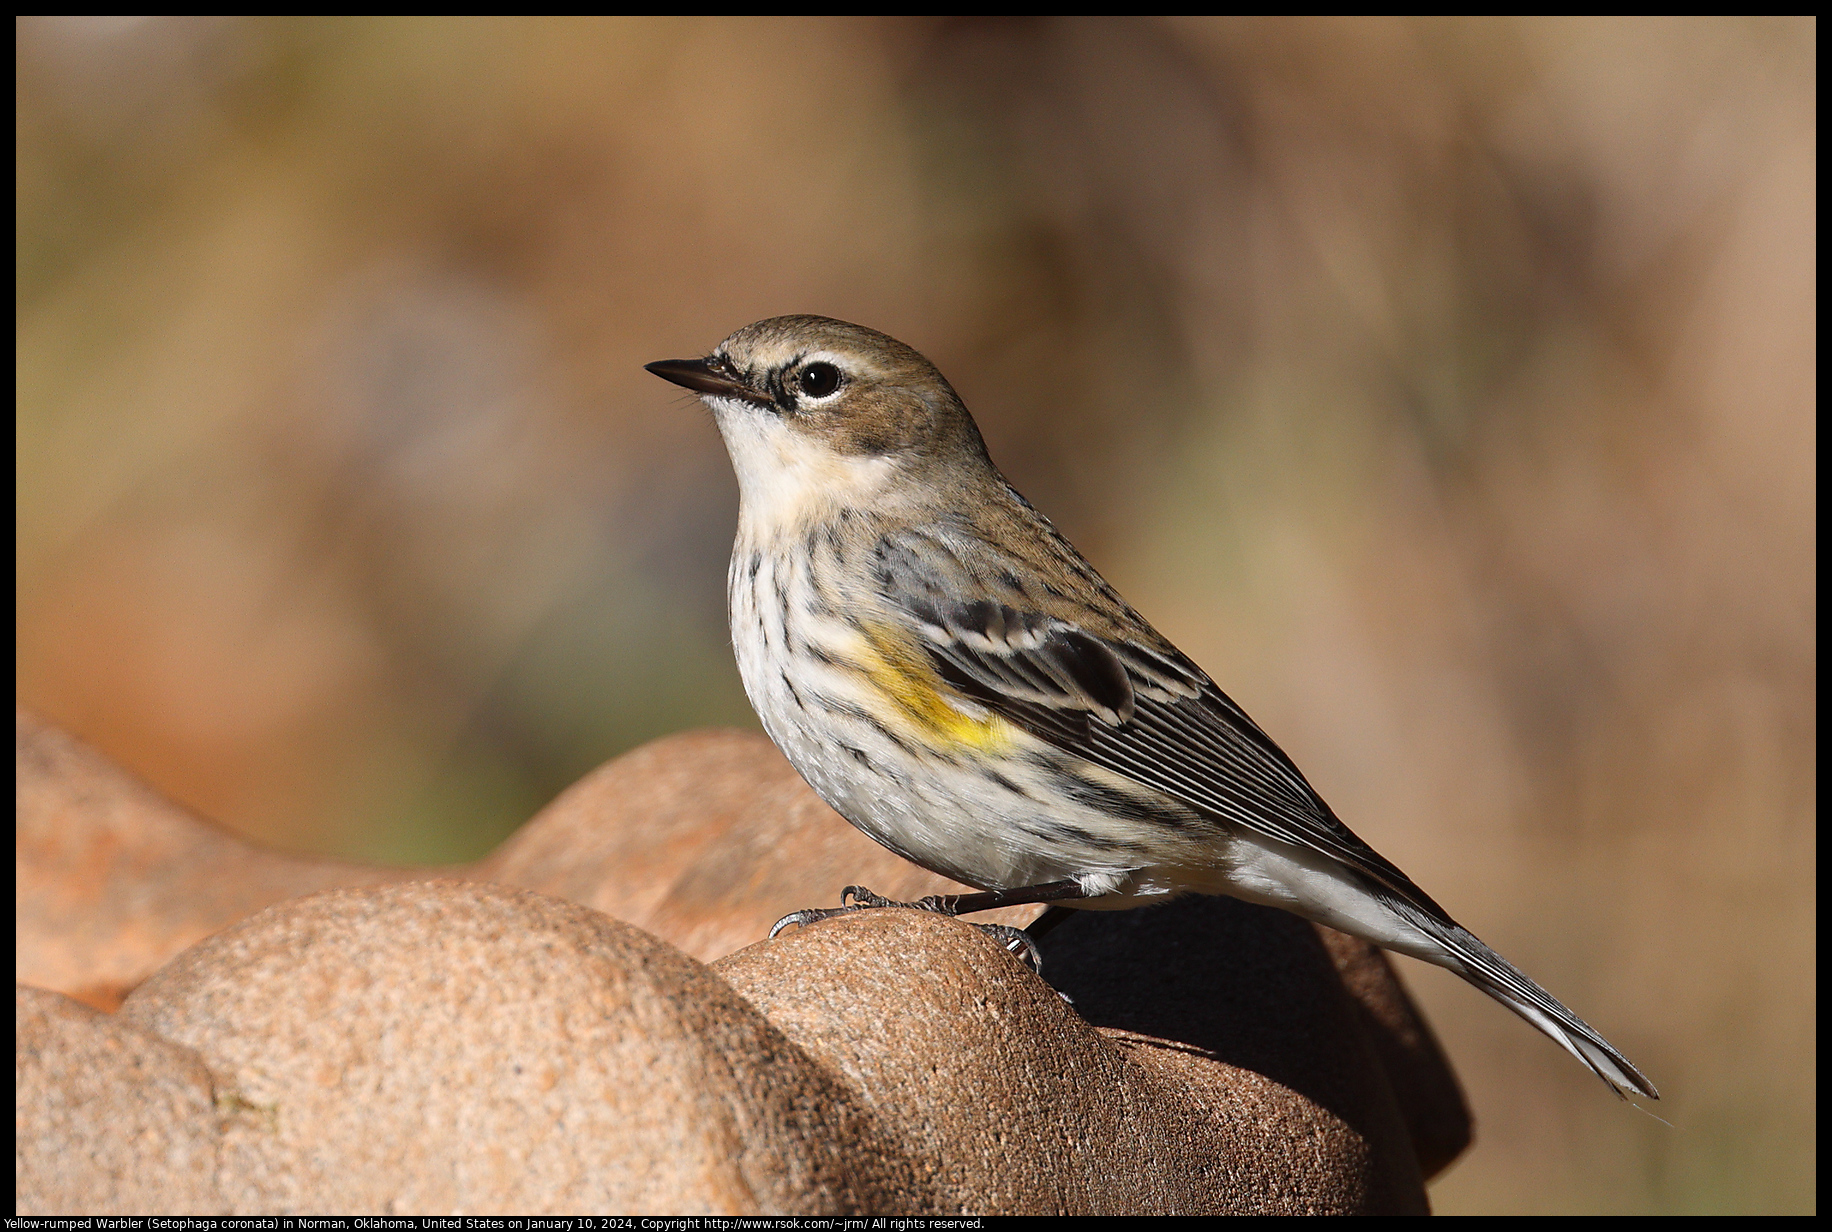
[767,885,1044,973]
[766,885,906,938]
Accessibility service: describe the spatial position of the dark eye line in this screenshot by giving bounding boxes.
[754,352,798,418]
[765,352,804,415]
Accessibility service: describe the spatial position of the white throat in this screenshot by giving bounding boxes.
[711,399,898,539]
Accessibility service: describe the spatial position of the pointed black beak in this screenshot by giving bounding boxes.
[644,357,772,406]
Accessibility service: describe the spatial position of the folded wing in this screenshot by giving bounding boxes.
[875,529,1452,921]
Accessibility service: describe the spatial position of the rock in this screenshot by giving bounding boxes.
[1312,921,1473,1181]
[16,984,224,1214]
[1036,896,1440,1211]
[116,880,913,1214]
[716,905,1432,1214]
[15,708,409,1010]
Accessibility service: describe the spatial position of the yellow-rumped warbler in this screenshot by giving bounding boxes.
[647,315,1657,1101]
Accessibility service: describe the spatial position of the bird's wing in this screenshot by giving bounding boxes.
[874,529,1452,920]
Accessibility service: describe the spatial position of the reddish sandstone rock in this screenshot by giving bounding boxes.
[1312,921,1472,1180]
[23,879,1440,1215]
[116,881,916,1214]
[1024,896,1436,1212]
[717,905,1432,1214]
[15,708,411,1010]
[16,984,224,1214]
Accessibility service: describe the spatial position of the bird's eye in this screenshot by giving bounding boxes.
[797,362,842,399]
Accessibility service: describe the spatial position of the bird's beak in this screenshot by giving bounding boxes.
[644,357,773,406]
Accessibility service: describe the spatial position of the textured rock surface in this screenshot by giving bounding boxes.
[16,984,224,1215]
[1036,897,1433,1212]
[115,881,914,1214]
[1312,920,1473,1180]
[718,904,1433,1214]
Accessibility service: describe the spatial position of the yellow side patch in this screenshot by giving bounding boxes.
[858,623,1015,752]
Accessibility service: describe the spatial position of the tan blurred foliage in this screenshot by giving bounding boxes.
[15,16,1814,1214]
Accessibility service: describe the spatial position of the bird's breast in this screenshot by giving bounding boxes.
[727,532,1013,757]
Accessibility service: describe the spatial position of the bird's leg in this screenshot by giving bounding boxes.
[770,878,1090,930]
[768,879,1091,973]
[1022,904,1078,942]
[906,880,1094,916]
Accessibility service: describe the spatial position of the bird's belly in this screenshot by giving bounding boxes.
[737,653,1214,894]
[769,714,1170,893]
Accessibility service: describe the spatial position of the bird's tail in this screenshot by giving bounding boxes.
[1407,907,1658,1100]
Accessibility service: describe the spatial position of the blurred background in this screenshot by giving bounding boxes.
[15,16,1813,1213]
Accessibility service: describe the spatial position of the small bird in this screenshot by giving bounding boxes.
[646,315,1657,1100]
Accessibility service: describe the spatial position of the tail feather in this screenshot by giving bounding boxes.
[1395,903,1659,1100]
[1476,970,1658,1100]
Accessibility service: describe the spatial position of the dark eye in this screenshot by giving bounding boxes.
[798,362,841,398]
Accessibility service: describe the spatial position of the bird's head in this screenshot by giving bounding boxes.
[647,315,995,532]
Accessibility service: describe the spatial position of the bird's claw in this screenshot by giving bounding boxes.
[768,905,855,938]
[768,885,898,938]
[973,923,1044,974]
